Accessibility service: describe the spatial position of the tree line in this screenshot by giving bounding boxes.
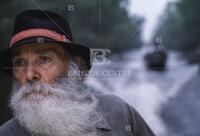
[154,0,200,64]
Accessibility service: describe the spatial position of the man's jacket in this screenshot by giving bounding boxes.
[0,94,155,136]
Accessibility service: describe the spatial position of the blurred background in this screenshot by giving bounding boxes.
[0,0,200,135]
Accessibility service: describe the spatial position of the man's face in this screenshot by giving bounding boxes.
[12,43,69,86]
[10,43,100,136]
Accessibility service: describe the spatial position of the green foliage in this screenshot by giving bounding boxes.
[0,0,143,53]
[0,0,32,47]
[153,0,200,63]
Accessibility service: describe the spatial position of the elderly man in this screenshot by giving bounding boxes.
[0,10,155,136]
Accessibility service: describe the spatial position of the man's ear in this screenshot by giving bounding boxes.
[73,56,82,68]
[73,56,86,70]
[73,56,88,80]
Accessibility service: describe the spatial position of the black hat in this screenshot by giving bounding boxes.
[0,9,91,76]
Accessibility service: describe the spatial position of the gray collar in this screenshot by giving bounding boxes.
[95,115,111,130]
[95,96,111,131]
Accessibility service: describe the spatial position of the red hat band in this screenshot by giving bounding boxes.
[10,28,72,47]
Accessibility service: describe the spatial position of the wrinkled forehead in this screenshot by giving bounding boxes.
[12,43,69,58]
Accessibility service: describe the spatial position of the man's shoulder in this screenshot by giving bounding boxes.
[0,118,17,135]
[0,118,28,136]
[95,93,128,106]
[94,93,142,122]
[94,93,132,114]
[94,94,155,136]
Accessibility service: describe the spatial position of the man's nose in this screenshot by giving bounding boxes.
[25,63,41,82]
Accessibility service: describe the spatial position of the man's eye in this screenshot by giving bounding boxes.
[38,56,52,64]
[13,58,27,67]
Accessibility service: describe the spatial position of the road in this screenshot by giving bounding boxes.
[86,47,198,136]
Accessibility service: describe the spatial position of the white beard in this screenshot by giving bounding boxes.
[10,62,102,136]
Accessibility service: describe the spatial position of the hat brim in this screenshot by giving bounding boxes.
[0,39,91,76]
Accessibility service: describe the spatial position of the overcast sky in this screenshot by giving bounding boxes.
[128,0,176,43]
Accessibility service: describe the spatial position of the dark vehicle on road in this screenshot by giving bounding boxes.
[144,38,168,70]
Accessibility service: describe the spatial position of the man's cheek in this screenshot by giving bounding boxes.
[14,74,26,86]
[44,67,65,83]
